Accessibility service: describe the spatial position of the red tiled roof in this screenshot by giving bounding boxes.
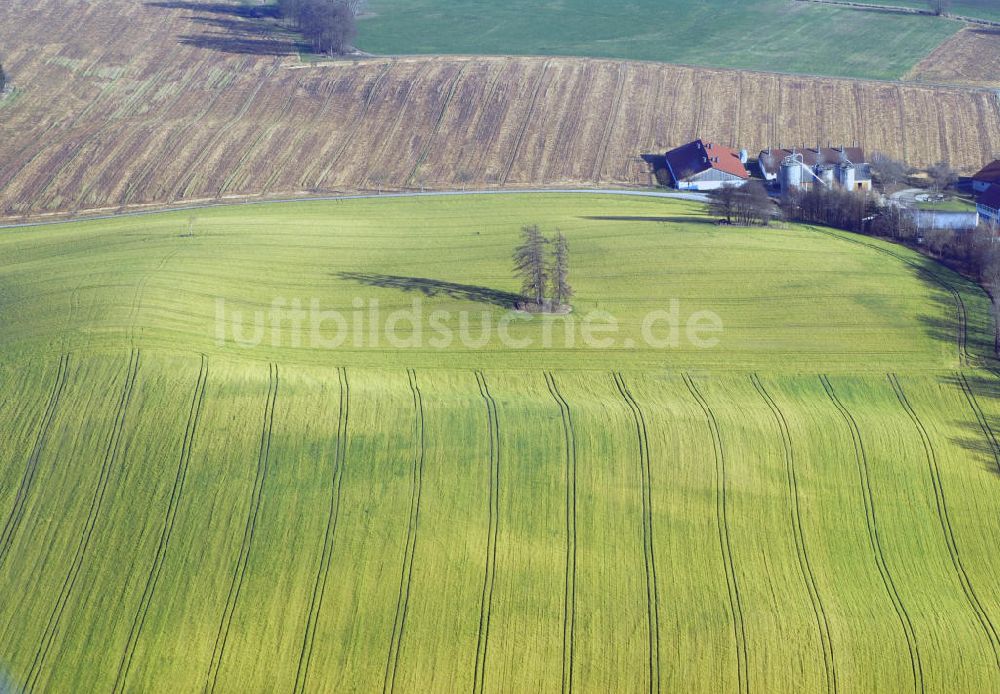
[979,184,1000,210]
[973,160,1000,184]
[758,146,866,177]
[665,139,748,181]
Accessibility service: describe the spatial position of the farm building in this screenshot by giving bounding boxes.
[972,160,1000,194]
[664,140,749,191]
[978,184,1000,225]
[758,146,872,194]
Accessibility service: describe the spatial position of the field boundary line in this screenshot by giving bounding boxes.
[955,372,1000,474]
[750,374,837,694]
[682,373,749,694]
[112,354,209,693]
[382,368,427,694]
[888,373,1000,668]
[293,366,350,694]
[0,354,70,570]
[499,60,551,187]
[472,371,501,694]
[544,372,577,694]
[24,348,140,693]
[819,375,924,694]
[613,372,661,693]
[204,362,279,694]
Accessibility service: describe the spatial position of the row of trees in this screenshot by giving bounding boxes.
[276,0,360,54]
[512,225,573,310]
[869,153,958,193]
[707,181,773,226]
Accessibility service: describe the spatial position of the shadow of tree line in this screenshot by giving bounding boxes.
[336,272,525,308]
[146,1,306,56]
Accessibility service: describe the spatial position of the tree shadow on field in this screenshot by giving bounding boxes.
[336,272,524,308]
[147,1,281,20]
[146,1,301,56]
[940,372,1000,479]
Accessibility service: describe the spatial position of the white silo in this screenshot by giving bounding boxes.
[838,161,856,190]
[816,163,835,187]
[780,155,803,192]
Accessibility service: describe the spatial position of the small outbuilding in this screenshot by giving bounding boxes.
[664,140,749,191]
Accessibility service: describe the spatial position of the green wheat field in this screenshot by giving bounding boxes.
[1,194,999,692]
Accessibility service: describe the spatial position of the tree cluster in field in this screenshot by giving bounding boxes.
[512,225,573,311]
[707,180,774,226]
[276,0,361,55]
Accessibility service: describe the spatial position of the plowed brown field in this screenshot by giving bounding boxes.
[907,28,1000,88]
[1,0,999,218]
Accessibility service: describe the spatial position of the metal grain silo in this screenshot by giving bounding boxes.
[780,155,803,192]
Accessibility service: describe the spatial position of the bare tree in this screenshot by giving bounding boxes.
[707,185,739,223]
[550,231,573,307]
[513,225,549,306]
[926,161,958,193]
[870,152,910,191]
[928,0,952,15]
[731,180,773,226]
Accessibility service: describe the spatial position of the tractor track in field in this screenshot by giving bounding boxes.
[888,374,1000,668]
[112,355,208,694]
[592,63,627,183]
[682,373,749,694]
[613,372,661,694]
[750,374,837,694]
[204,362,278,694]
[293,366,350,694]
[819,375,924,694]
[544,372,577,694]
[361,63,431,191]
[24,348,140,693]
[128,247,181,347]
[499,60,551,187]
[808,227,969,367]
[311,61,395,189]
[176,65,280,201]
[955,372,1000,474]
[406,63,470,188]
[0,354,70,571]
[472,371,501,694]
[382,368,426,694]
